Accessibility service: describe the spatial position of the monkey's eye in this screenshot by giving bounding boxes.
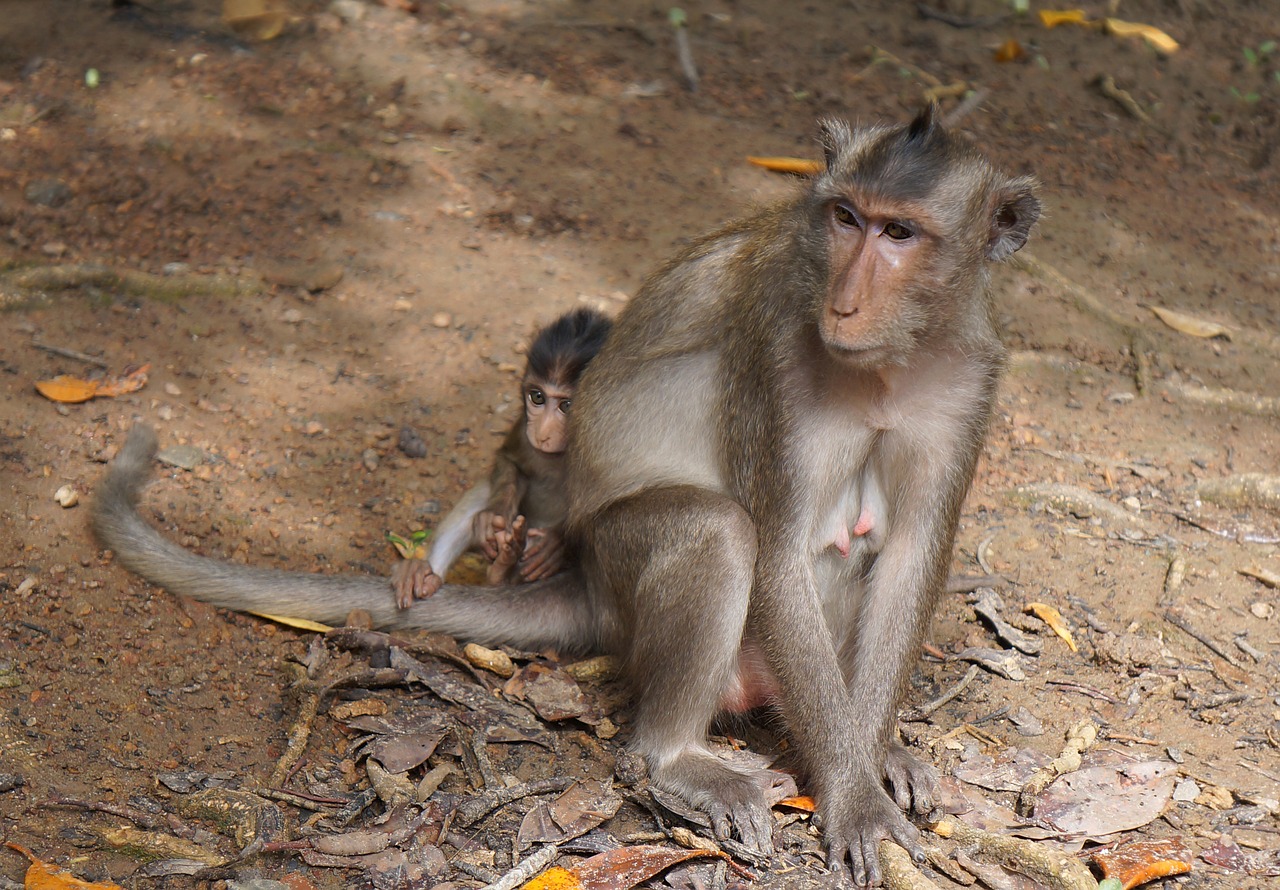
[883,222,914,241]
[528,389,546,406]
[832,203,860,229]
[559,399,572,415]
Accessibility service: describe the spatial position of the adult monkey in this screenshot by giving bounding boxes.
[93,106,1039,885]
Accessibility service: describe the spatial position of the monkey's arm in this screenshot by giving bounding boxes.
[390,479,496,607]
[475,439,529,560]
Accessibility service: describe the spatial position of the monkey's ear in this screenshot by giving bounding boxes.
[986,176,1041,261]
[818,119,852,170]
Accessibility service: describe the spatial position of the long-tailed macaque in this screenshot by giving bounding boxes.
[92,106,1038,886]
[392,308,612,608]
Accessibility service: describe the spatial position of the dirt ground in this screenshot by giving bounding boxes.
[2,1,1278,888]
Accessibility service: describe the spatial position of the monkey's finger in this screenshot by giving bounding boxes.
[856,835,882,886]
[888,819,926,865]
[710,809,733,842]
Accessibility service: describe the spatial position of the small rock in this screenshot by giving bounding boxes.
[393,299,412,312]
[362,449,379,472]
[164,382,182,396]
[281,308,304,324]
[1008,706,1044,736]
[25,178,72,208]
[41,241,67,257]
[1122,496,1141,513]
[329,0,367,22]
[1173,778,1200,802]
[303,420,325,436]
[156,445,206,470]
[431,312,452,329]
[398,426,428,458]
[1251,602,1274,619]
[53,485,79,507]
[163,262,191,276]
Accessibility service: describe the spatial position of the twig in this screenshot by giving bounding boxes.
[880,840,943,889]
[941,88,989,128]
[46,795,165,830]
[866,45,943,88]
[903,664,980,721]
[1131,333,1153,395]
[1164,380,1280,417]
[1198,474,1280,512]
[930,820,1096,890]
[1045,680,1120,704]
[30,340,110,367]
[481,843,560,890]
[916,3,1011,28]
[1170,511,1280,545]
[1017,722,1098,816]
[1164,609,1244,668]
[1164,555,1186,596]
[669,9,699,92]
[1239,566,1280,588]
[267,686,320,787]
[1095,74,1154,125]
[975,532,998,575]
[454,777,575,826]
[1009,253,1138,336]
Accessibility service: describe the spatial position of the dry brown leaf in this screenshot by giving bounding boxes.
[523,845,728,890]
[775,794,816,811]
[1151,306,1231,340]
[5,843,125,890]
[1025,602,1077,652]
[994,40,1027,62]
[222,0,287,40]
[746,156,824,176]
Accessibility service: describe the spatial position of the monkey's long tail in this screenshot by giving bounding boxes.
[92,425,596,651]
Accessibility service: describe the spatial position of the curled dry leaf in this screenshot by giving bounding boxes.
[35,364,150,403]
[1091,839,1192,889]
[1103,19,1179,54]
[1025,602,1078,652]
[1038,9,1090,27]
[523,845,729,890]
[746,156,824,176]
[5,842,126,889]
[1151,306,1232,340]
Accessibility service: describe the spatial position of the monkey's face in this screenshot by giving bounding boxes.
[818,194,934,365]
[524,382,574,454]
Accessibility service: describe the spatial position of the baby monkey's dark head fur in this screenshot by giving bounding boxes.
[525,307,614,385]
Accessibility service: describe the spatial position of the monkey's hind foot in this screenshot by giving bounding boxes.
[391,558,443,609]
[884,740,942,822]
[651,749,777,855]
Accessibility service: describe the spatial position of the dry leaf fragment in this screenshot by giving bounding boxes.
[746,156,824,176]
[1039,9,1090,27]
[222,0,287,40]
[35,364,150,403]
[994,40,1027,63]
[247,611,333,632]
[775,794,816,811]
[1025,602,1077,652]
[5,842,126,890]
[1104,19,1179,54]
[523,845,729,890]
[1151,306,1232,340]
[1091,839,1192,889]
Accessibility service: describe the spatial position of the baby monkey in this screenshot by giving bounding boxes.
[392,308,612,608]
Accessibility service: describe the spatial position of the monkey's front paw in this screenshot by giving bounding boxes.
[821,788,924,887]
[390,559,443,608]
[884,740,941,821]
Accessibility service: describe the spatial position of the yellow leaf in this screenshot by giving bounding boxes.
[35,375,101,403]
[248,612,333,632]
[5,843,125,890]
[1104,19,1179,54]
[222,0,287,41]
[746,156,824,176]
[1151,306,1230,339]
[1025,602,1077,652]
[775,794,816,811]
[522,866,583,890]
[1038,9,1090,28]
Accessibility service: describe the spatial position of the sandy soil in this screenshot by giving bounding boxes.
[1,1,1278,887]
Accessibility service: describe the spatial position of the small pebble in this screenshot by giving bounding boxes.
[362,449,379,472]
[431,312,452,329]
[398,426,428,459]
[54,485,79,507]
[164,382,182,396]
[281,308,304,324]
[1251,602,1274,619]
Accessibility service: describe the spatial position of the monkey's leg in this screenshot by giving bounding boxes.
[585,486,776,853]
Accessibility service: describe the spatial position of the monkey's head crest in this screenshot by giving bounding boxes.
[817,105,946,176]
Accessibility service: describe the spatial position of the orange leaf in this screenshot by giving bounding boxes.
[1091,839,1193,889]
[34,375,101,403]
[1025,601,1078,652]
[775,795,816,812]
[994,39,1027,62]
[1038,9,1090,28]
[35,364,149,404]
[523,866,583,890]
[746,156,824,176]
[5,843,125,890]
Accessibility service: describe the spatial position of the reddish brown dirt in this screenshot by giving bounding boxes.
[2,1,1278,888]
